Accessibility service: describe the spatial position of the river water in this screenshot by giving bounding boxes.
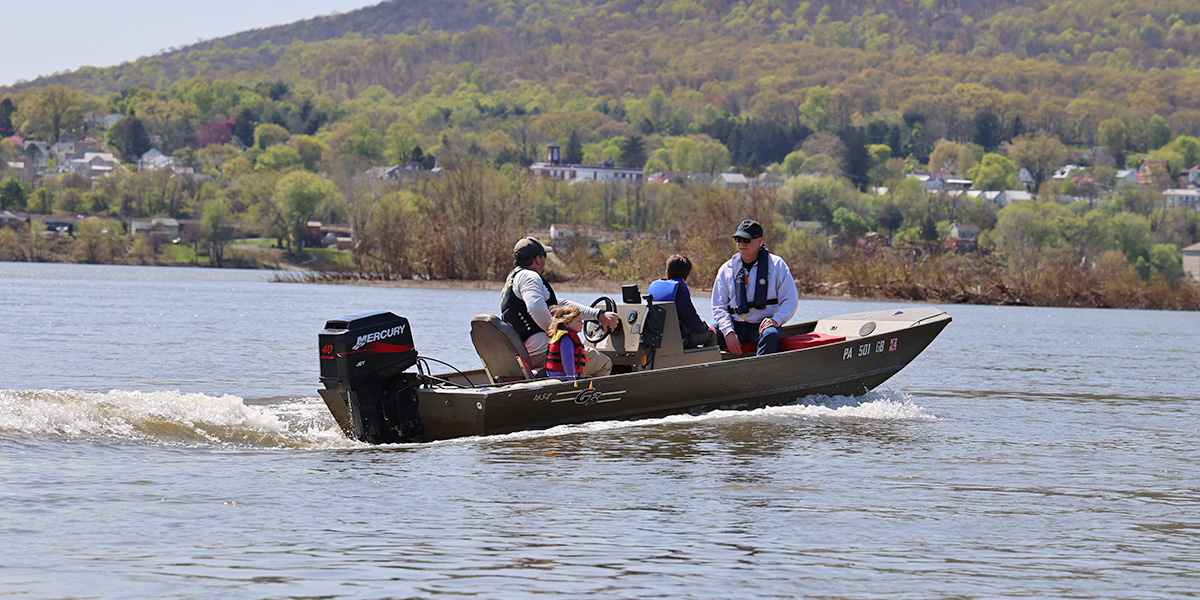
[1,262,1198,599]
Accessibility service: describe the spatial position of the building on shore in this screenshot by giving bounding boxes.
[1183,242,1200,282]
[529,144,644,185]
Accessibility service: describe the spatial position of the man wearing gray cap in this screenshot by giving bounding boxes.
[501,236,619,377]
[710,220,798,356]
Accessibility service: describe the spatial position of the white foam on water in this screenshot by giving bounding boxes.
[0,389,356,449]
[2,388,934,449]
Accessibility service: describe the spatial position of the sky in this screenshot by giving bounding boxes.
[1,0,383,87]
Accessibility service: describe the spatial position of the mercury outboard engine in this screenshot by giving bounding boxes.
[318,312,424,444]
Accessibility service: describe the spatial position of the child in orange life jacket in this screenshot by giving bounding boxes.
[545,305,587,381]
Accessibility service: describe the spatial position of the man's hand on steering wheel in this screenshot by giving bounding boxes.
[598,310,620,332]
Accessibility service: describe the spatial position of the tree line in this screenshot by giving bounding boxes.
[1,0,1199,308]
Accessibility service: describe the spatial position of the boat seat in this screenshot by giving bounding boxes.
[470,314,537,384]
[739,332,846,354]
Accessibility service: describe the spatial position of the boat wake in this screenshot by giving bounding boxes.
[0,388,934,449]
[0,388,353,449]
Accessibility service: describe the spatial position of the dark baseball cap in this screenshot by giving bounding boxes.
[732,219,763,240]
[513,236,553,261]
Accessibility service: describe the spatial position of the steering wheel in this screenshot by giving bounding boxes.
[583,296,618,344]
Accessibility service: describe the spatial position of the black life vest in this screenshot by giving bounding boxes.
[732,247,778,315]
[501,267,558,341]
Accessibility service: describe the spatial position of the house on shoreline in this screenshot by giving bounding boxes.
[1184,242,1200,282]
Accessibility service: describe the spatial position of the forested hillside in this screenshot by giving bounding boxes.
[1,0,1199,309]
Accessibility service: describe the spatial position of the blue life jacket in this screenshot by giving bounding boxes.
[646,278,681,303]
[646,278,687,339]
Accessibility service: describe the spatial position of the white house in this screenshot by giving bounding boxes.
[530,144,644,185]
[943,177,973,191]
[128,217,180,241]
[70,152,122,179]
[139,149,175,171]
[1163,189,1200,211]
[1114,169,1139,185]
[715,172,750,188]
[1183,242,1200,282]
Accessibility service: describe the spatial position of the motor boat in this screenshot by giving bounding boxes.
[317,289,951,444]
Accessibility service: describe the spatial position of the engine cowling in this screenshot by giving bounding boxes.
[318,312,423,444]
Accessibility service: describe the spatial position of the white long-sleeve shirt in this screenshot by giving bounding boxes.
[508,269,601,357]
[710,252,798,336]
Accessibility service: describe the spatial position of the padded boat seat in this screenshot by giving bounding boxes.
[470,314,536,383]
[739,332,846,354]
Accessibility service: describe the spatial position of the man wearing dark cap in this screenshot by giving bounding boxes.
[710,220,798,356]
[501,236,619,377]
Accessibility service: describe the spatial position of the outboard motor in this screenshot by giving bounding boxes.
[318,312,424,444]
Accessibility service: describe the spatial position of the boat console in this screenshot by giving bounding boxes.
[584,284,724,373]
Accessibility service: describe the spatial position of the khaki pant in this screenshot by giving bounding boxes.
[530,346,612,379]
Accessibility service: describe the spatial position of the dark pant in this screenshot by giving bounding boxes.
[684,328,720,348]
[719,320,781,355]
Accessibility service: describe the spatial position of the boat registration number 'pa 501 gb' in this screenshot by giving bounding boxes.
[843,338,899,360]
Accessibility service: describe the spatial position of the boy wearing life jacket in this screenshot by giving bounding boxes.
[646,254,720,348]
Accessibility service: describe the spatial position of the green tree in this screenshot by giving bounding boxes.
[876,202,903,235]
[272,171,339,252]
[928,140,966,173]
[72,217,122,263]
[1097,118,1128,168]
[799,86,830,132]
[335,120,383,162]
[293,135,327,172]
[383,121,417,166]
[779,175,843,223]
[782,150,807,176]
[200,196,234,266]
[108,115,152,162]
[0,176,26,210]
[618,135,647,169]
[253,123,291,150]
[256,145,303,172]
[233,108,256,147]
[0,98,15,137]
[19,85,95,142]
[564,129,584,165]
[968,153,1019,191]
[1111,211,1151,262]
[841,127,869,190]
[1145,115,1171,151]
[686,139,731,174]
[1146,243,1184,283]
[833,206,871,240]
[972,112,1003,151]
[1008,132,1067,193]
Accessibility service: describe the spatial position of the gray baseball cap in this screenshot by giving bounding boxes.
[513,236,553,261]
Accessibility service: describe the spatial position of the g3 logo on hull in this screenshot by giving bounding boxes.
[574,389,604,405]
